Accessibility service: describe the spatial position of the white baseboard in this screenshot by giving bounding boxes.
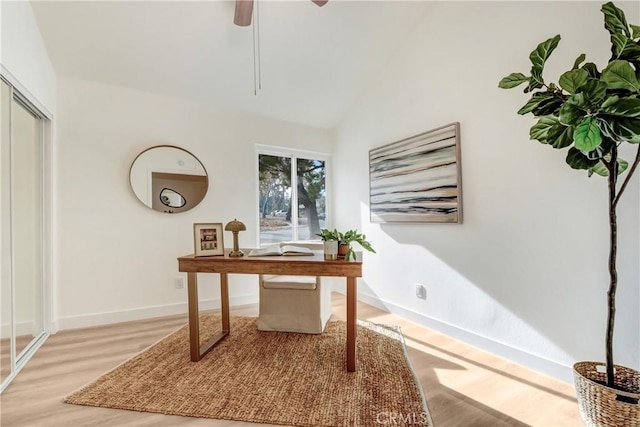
[343,289,574,384]
[1,320,37,337]
[56,293,258,331]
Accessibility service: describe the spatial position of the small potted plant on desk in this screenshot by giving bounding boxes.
[317,228,376,260]
[337,229,376,261]
[317,228,340,260]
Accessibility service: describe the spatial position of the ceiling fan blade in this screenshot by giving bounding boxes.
[311,0,328,6]
[234,0,254,26]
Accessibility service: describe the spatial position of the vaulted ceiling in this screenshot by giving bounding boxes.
[31,1,431,129]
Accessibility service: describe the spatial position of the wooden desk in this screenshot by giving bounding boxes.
[177,250,363,372]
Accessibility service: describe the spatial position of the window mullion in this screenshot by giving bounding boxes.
[291,155,298,241]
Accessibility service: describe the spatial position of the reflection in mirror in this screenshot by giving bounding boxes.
[160,188,186,208]
[129,146,208,213]
[13,98,44,360]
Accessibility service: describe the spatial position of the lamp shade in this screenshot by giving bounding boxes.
[225,219,246,232]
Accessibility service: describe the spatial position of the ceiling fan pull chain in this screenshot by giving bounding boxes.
[236,0,323,94]
[256,0,262,91]
[251,0,262,95]
[252,5,257,96]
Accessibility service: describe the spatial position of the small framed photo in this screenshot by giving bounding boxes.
[193,223,224,257]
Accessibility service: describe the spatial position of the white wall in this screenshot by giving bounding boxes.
[0,1,56,115]
[55,78,333,329]
[334,1,640,382]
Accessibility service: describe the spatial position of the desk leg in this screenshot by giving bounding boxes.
[187,272,200,362]
[346,276,357,372]
[220,272,230,332]
[188,272,231,362]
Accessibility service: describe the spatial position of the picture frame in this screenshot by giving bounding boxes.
[369,122,462,223]
[193,222,225,256]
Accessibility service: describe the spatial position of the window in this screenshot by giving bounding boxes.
[257,147,329,244]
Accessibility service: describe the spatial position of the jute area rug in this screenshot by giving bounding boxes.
[65,316,432,427]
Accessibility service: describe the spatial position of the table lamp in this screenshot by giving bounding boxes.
[225,218,246,257]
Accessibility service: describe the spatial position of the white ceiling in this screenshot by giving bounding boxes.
[31,1,431,129]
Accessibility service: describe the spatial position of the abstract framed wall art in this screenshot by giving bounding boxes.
[369,122,462,223]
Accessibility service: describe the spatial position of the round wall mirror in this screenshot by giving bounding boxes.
[129,145,208,213]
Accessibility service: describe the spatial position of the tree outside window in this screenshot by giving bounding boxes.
[258,152,327,244]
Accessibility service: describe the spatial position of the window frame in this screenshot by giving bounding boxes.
[255,145,332,245]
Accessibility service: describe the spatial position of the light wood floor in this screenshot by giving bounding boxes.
[1,336,36,381]
[0,294,582,426]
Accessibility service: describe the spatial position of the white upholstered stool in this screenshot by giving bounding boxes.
[257,242,332,334]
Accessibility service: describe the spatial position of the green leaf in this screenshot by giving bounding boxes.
[632,24,640,39]
[559,101,585,126]
[572,54,586,70]
[611,34,628,58]
[547,123,575,149]
[529,116,557,143]
[358,240,375,253]
[580,79,608,103]
[574,117,603,152]
[517,92,553,115]
[589,160,610,177]
[601,97,640,117]
[601,95,620,109]
[566,147,599,170]
[620,40,640,61]
[525,80,544,93]
[532,96,563,116]
[589,157,629,177]
[598,117,619,141]
[592,138,615,159]
[605,117,640,143]
[568,92,587,107]
[601,2,630,38]
[530,35,561,71]
[581,63,601,78]
[602,60,640,91]
[559,69,589,94]
[529,35,561,87]
[499,72,530,89]
[618,157,629,174]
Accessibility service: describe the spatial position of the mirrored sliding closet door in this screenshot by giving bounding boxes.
[1,76,50,392]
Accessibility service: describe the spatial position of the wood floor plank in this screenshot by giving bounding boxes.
[0,294,582,426]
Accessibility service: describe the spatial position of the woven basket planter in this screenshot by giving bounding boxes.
[574,361,640,427]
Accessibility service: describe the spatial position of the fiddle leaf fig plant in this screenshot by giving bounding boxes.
[499,1,640,388]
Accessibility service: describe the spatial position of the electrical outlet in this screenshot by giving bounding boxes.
[415,284,426,300]
[174,277,185,289]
